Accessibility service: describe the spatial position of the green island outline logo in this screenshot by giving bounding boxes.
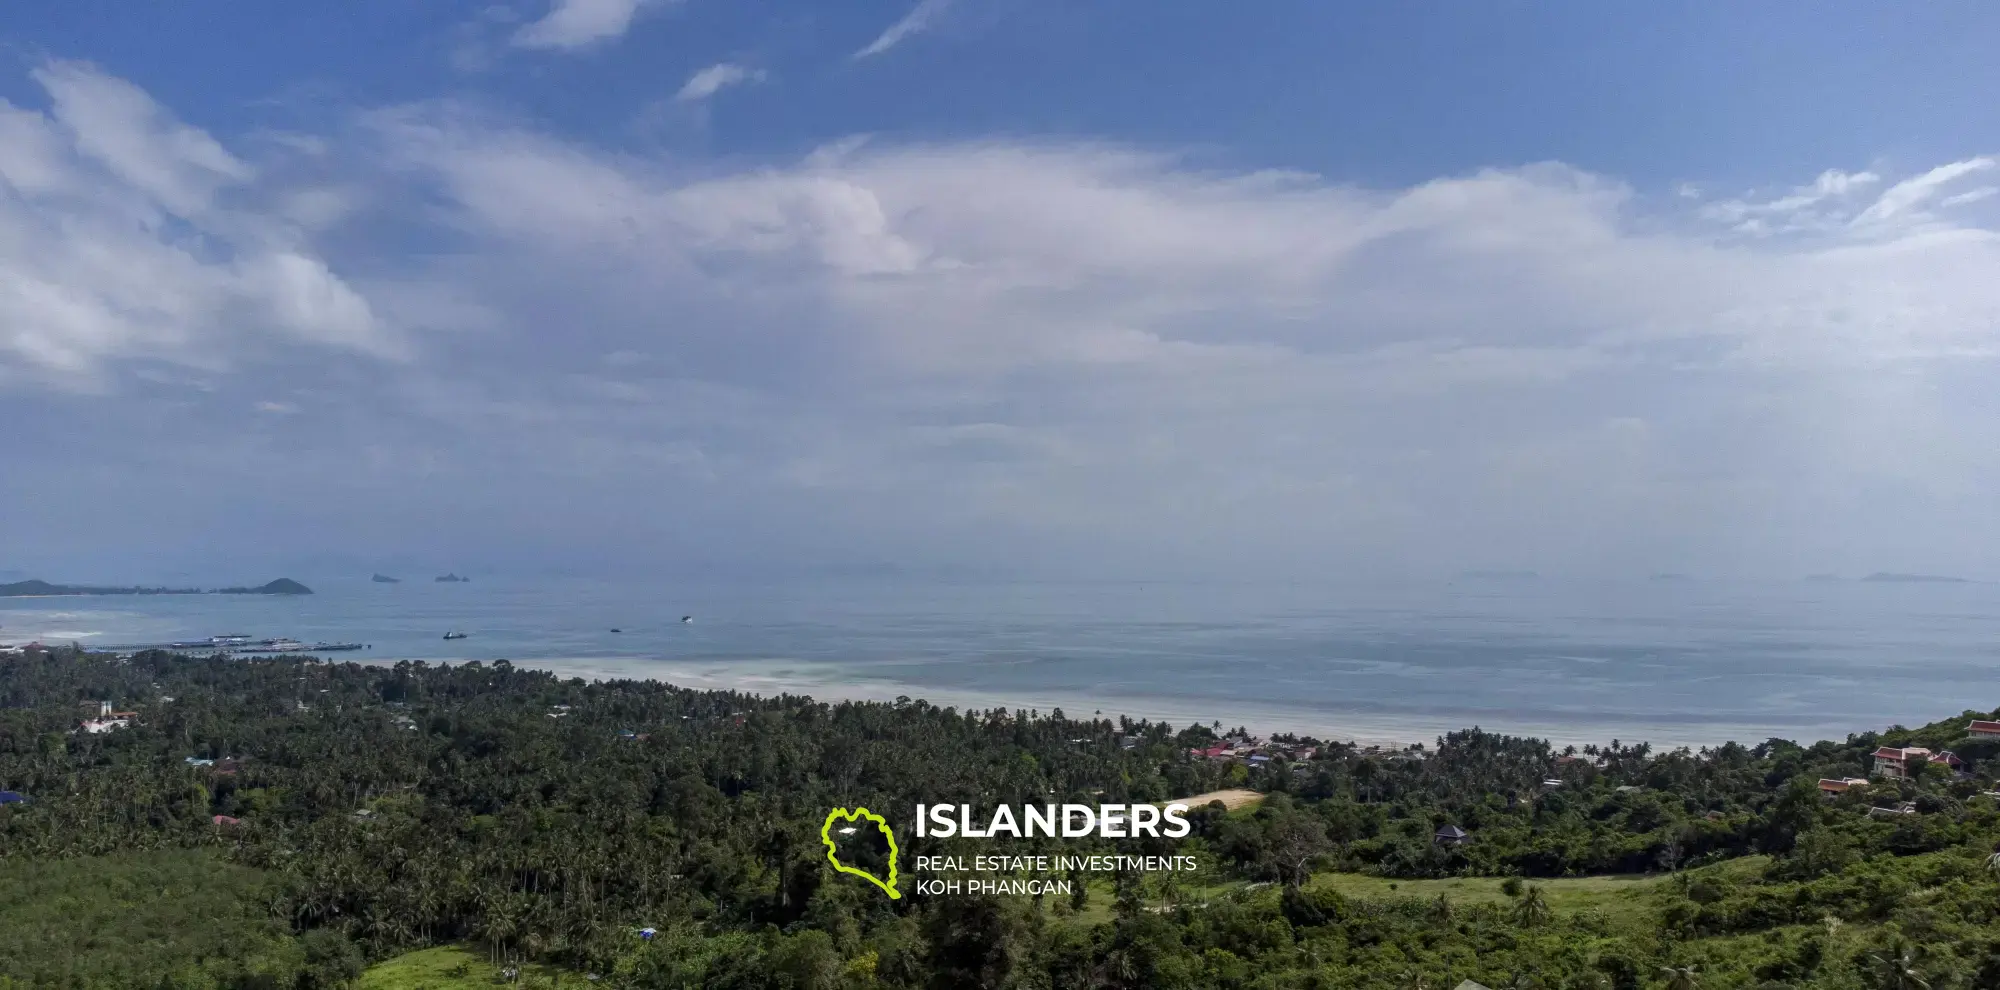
[821,807,901,899]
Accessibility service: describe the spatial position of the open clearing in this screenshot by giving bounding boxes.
[1302,857,1768,926]
[1164,788,1266,811]
[359,945,570,989]
[1309,871,1664,922]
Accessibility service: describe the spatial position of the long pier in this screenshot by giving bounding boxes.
[103,638,368,654]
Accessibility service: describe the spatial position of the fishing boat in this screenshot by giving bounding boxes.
[443,631,469,641]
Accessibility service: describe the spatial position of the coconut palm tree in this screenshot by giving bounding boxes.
[1511,885,1551,927]
[1869,940,1929,990]
[1429,893,1454,923]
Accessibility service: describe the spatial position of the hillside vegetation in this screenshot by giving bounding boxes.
[2,644,1998,987]
[0,849,344,988]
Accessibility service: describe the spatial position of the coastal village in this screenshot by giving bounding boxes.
[8,640,2000,987]
[1170,715,2000,848]
[17,640,2000,849]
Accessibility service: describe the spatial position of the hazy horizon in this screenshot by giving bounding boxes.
[7,567,2000,591]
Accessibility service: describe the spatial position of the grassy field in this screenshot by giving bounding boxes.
[1308,870,1664,923]
[1164,789,1267,811]
[1058,868,1683,929]
[358,945,572,989]
[1305,855,1770,926]
[369,858,1771,979]
[1066,855,1779,929]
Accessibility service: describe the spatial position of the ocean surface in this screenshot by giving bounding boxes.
[4,576,1997,748]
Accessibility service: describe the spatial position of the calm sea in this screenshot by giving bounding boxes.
[5,576,1996,748]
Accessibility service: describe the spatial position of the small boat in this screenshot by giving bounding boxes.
[680,616,693,624]
[609,628,622,633]
[443,631,469,641]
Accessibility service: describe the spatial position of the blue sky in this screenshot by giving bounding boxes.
[3,1,1999,581]
[11,2,1995,182]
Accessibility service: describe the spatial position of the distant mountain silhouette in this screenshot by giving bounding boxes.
[1,578,312,597]
[371,573,401,584]
[435,573,470,583]
[1861,572,1969,584]
[212,579,314,595]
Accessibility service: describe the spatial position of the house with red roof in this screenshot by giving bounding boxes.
[1967,719,2000,738]
[1871,746,1933,779]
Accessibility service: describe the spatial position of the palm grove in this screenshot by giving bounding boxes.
[3,646,2000,988]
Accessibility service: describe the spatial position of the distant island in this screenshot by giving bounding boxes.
[1460,569,1539,581]
[0,578,312,597]
[371,573,401,584]
[435,573,470,583]
[1861,572,1970,584]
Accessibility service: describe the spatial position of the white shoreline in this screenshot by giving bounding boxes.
[339,652,1832,751]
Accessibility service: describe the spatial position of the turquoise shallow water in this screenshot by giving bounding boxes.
[5,576,1997,748]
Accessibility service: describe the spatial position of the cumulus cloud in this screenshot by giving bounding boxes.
[855,0,955,59]
[675,63,766,103]
[332,111,2000,575]
[513,0,662,51]
[0,61,396,388]
[8,64,2000,579]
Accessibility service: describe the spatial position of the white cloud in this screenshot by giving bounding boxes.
[1697,168,1880,234]
[10,66,2000,578]
[31,60,252,216]
[513,0,662,51]
[0,62,397,387]
[1854,157,1996,225]
[1810,168,1879,196]
[855,0,955,59]
[353,120,2000,575]
[1941,187,1997,208]
[371,116,2000,389]
[675,63,766,103]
